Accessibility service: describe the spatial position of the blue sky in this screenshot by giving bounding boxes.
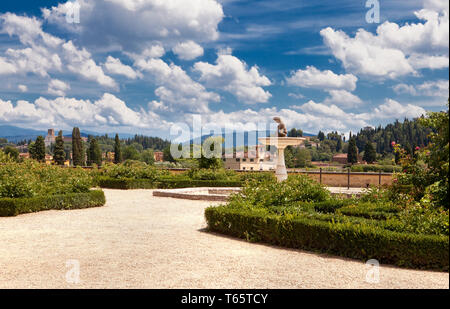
[0,0,448,139]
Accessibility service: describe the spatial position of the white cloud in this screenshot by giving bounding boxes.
[288,93,305,99]
[323,90,363,108]
[135,58,220,113]
[0,13,116,88]
[393,79,449,97]
[18,84,28,93]
[172,41,204,60]
[104,56,142,79]
[48,79,70,96]
[0,93,168,130]
[286,66,357,91]
[43,0,224,53]
[321,27,415,78]
[194,52,272,104]
[320,1,449,78]
[372,99,426,119]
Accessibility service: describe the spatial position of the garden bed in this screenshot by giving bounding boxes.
[97,177,242,189]
[205,205,449,271]
[0,190,106,216]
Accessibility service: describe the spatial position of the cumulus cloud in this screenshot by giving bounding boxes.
[104,56,142,79]
[0,93,168,130]
[323,90,363,108]
[393,80,449,97]
[48,79,70,96]
[320,1,449,78]
[135,58,220,113]
[372,99,427,119]
[286,66,357,91]
[172,41,204,60]
[42,0,224,52]
[194,52,272,104]
[0,13,116,88]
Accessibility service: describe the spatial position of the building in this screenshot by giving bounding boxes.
[332,153,362,164]
[154,151,164,162]
[44,129,56,147]
[223,145,276,171]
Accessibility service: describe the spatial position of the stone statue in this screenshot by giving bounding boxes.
[273,117,287,137]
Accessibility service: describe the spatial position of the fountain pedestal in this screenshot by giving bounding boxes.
[258,137,306,182]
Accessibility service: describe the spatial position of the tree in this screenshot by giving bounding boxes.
[198,136,223,169]
[363,142,376,164]
[122,145,141,161]
[3,146,19,161]
[163,145,175,162]
[53,130,66,165]
[347,137,358,164]
[87,137,102,166]
[114,134,122,164]
[288,128,303,137]
[72,127,84,166]
[31,136,46,162]
[140,149,155,165]
[318,131,325,141]
[336,137,343,152]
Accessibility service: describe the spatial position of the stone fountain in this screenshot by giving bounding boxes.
[258,117,306,182]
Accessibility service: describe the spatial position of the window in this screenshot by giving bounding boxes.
[250,167,254,170]
[236,158,240,162]
[250,159,254,162]
[243,159,246,162]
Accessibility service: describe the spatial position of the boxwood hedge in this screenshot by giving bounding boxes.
[97,176,242,189]
[205,205,449,271]
[0,190,106,217]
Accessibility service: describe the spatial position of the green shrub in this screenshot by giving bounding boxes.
[337,203,401,220]
[0,161,93,198]
[97,177,242,189]
[228,174,331,209]
[99,162,169,180]
[186,168,238,181]
[0,190,105,216]
[205,206,449,271]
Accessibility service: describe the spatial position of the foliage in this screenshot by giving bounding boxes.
[87,137,102,166]
[228,175,331,209]
[140,149,155,165]
[53,130,66,165]
[347,137,358,164]
[363,142,376,164]
[114,134,122,164]
[2,146,19,162]
[0,190,105,217]
[98,161,169,180]
[205,205,448,271]
[72,127,85,166]
[0,160,93,198]
[30,136,46,162]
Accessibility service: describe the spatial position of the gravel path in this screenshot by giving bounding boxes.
[0,189,448,289]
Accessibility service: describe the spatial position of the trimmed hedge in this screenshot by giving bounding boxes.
[205,206,449,271]
[98,177,242,189]
[0,190,106,217]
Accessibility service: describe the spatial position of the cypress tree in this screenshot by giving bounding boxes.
[88,137,102,166]
[53,130,66,165]
[33,136,46,162]
[72,127,84,166]
[347,137,358,164]
[336,137,342,152]
[114,134,122,164]
[363,142,376,164]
